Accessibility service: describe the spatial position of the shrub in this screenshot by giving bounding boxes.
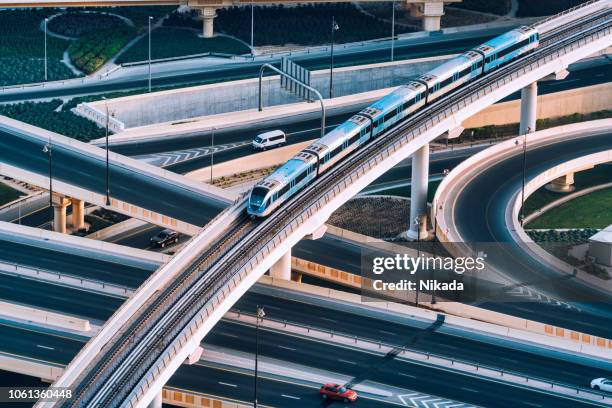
[47,12,127,37]
[517,0,590,17]
[68,27,136,74]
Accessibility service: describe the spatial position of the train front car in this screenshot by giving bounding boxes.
[477,26,539,73]
[247,154,317,217]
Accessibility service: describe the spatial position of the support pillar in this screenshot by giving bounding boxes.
[147,392,162,408]
[70,198,85,231]
[546,173,575,192]
[407,144,429,240]
[52,193,70,234]
[408,1,444,31]
[519,82,537,135]
[270,249,291,280]
[199,7,217,38]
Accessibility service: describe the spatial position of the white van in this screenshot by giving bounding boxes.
[253,130,286,150]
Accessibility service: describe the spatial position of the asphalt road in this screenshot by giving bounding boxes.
[202,320,606,408]
[453,132,612,338]
[0,30,506,104]
[0,234,158,288]
[0,127,228,226]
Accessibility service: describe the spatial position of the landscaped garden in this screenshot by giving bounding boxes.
[0,100,106,142]
[0,183,21,206]
[68,27,136,74]
[517,0,590,17]
[0,9,76,86]
[116,27,251,64]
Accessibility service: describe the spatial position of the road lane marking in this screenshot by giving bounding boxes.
[218,382,237,388]
[36,345,55,350]
[398,372,417,378]
[460,387,478,393]
[378,330,397,336]
[217,331,239,338]
[278,345,296,351]
[522,403,542,407]
[319,317,338,323]
[282,394,301,400]
[338,359,357,365]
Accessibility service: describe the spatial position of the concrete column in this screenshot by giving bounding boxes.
[519,82,538,135]
[52,194,70,234]
[147,391,162,408]
[70,198,85,231]
[199,7,217,38]
[270,249,291,280]
[409,1,444,31]
[546,173,575,192]
[407,144,429,240]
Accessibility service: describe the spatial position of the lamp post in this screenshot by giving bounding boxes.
[148,16,153,92]
[391,0,396,62]
[210,127,216,184]
[414,215,421,306]
[329,16,339,99]
[253,305,265,407]
[44,18,48,81]
[250,0,254,51]
[519,128,529,226]
[42,140,52,230]
[102,97,112,206]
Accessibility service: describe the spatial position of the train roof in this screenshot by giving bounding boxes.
[265,157,312,186]
[370,85,419,112]
[476,26,536,54]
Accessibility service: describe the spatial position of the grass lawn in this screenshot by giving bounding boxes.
[0,183,21,206]
[523,164,612,215]
[526,187,612,229]
[116,28,251,64]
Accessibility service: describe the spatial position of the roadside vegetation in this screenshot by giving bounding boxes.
[0,9,76,86]
[517,0,590,17]
[0,183,21,206]
[454,0,511,16]
[47,11,127,37]
[69,27,136,74]
[116,27,250,64]
[0,100,105,142]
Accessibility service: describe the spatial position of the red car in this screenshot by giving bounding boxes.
[319,383,358,402]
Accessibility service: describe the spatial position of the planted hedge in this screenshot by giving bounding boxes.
[48,12,127,37]
[116,27,251,63]
[0,100,106,142]
[68,27,136,74]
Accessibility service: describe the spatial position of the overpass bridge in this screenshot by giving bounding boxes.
[1,0,460,35]
[36,1,612,407]
[0,117,235,235]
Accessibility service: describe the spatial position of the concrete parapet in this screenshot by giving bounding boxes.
[0,301,90,332]
[0,354,63,382]
[162,388,248,408]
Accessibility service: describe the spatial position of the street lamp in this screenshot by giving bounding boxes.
[253,305,265,407]
[42,139,52,210]
[148,16,153,92]
[250,0,254,51]
[390,0,396,62]
[102,97,112,206]
[520,128,529,226]
[210,127,216,184]
[414,215,421,307]
[44,17,48,81]
[329,16,339,99]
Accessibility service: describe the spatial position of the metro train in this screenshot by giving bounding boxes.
[247,26,540,217]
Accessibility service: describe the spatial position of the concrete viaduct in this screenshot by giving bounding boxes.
[1,0,462,37]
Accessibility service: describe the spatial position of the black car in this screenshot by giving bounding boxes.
[150,229,180,248]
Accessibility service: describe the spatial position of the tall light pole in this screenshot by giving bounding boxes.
[44,17,48,81]
[253,305,265,407]
[250,1,254,51]
[102,97,112,206]
[42,139,52,211]
[329,16,339,99]
[148,16,153,92]
[210,127,216,183]
[391,0,396,62]
[520,128,529,226]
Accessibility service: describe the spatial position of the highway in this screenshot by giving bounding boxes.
[0,126,228,226]
[0,231,158,288]
[453,131,612,338]
[0,283,609,407]
[0,29,509,103]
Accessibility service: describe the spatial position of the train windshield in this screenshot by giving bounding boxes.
[250,187,269,208]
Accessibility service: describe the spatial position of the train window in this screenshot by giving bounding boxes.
[384,111,395,122]
[349,134,359,144]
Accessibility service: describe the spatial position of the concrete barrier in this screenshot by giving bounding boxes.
[162,388,248,408]
[0,354,64,382]
[0,301,90,332]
